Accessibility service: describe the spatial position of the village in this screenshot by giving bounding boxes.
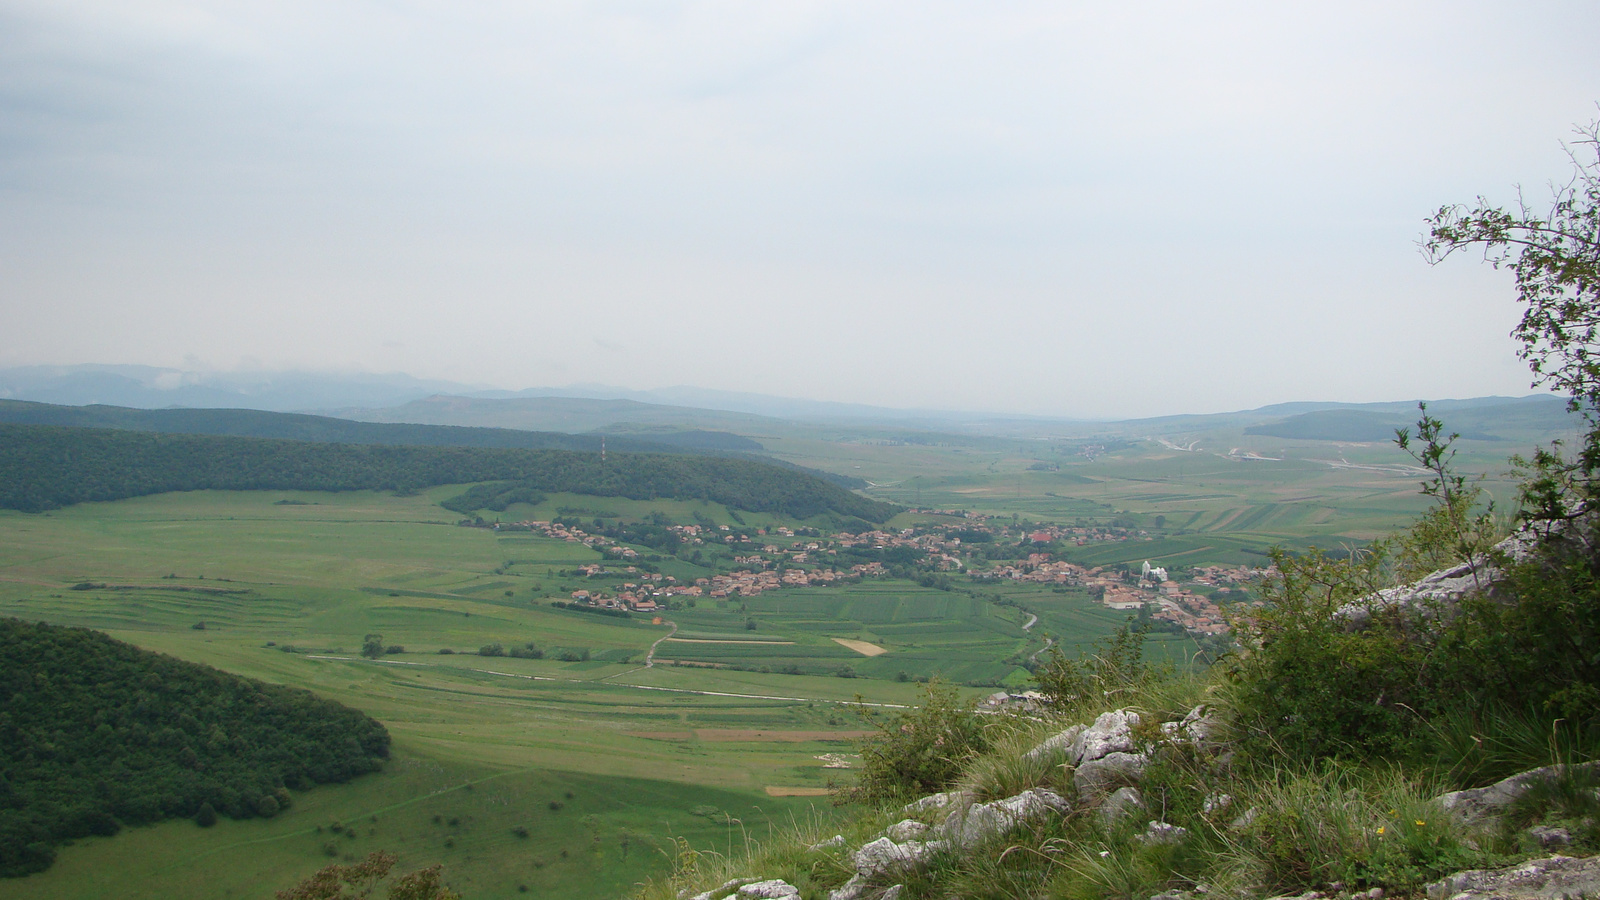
[480,512,1268,637]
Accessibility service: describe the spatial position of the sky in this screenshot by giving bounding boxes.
[2,1,1599,418]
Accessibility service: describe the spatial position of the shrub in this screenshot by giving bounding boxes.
[837,680,989,804]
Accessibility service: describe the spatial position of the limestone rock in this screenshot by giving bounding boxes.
[879,886,904,900]
[1100,786,1145,822]
[1336,529,1544,629]
[1138,820,1189,846]
[737,880,801,899]
[809,834,847,852]
[939,788,1070,849]
[853,836,944,876]
[885,819,930,842]
[827,874,867,900]
[1070,710,1142,763]
[1202,792,1233,815]
[1161,705,1219,746]
[900,790,969,816]
[1425,854,1600,900]
[1528,825,1572,849]
[1024,724,1086,763]
[1434,761,1600,823]
[1074,750,1148,799]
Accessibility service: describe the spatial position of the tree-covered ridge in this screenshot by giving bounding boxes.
[0,618,390,878]
[0,423,899,521]
[0,398,720,454]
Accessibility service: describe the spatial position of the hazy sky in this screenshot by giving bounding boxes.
[3,2,1599,417]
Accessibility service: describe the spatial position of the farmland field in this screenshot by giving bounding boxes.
[0,488,1015,899]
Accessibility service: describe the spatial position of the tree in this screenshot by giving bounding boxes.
[360,634,384,660]
[1424,116,1600,518]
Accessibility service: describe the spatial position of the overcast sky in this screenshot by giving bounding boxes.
[3,1,1598,418]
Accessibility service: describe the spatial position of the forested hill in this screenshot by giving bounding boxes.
[0,399,865,491]
[0,398,716,454]
[0,423,900,521]
[0,618,390,878]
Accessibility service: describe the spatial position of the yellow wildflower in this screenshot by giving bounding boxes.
[1376,826,1386,835]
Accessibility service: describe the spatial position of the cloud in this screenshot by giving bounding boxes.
[2,1,1598,416]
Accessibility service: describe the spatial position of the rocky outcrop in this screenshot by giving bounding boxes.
[1426,854,1600,900]
[702,704,1243,900]
[1075,750,1148,797]
[1070,709,1142,761]
[1433,761,1600,823]
[1335,529,1544,629]
[852,836,944,877]
[939,788,1070,848]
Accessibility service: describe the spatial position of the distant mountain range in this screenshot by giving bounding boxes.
[0,364,1576,443]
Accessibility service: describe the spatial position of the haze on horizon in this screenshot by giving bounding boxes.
[3,1,1598,419]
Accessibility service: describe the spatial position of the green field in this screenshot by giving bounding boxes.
[0,488,1014,899]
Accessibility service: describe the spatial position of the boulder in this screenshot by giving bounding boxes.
[1099,786,1145,822]
[1426,854,1600,900]
[1070,710,1142,763]
[939,788,1070,849]
[737,880,801,899]
[853,836,944,877]
[1074,751,1148,799]
[879,887,904,900]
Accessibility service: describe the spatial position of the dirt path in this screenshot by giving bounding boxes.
[1028,636,1055,664]
[644,619,678,667]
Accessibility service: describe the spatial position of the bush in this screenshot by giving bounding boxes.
[478,643,505,657]
[838,680,989,804]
